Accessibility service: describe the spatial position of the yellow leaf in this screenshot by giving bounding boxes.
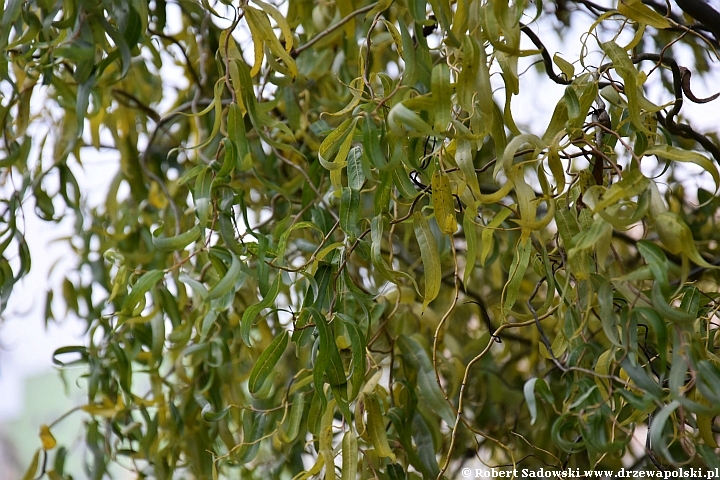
[413,212,441,311]
[431,169,457,234]
[618,0,670,29]
[40,424,57,450]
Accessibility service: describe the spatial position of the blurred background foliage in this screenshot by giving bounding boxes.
[2,0,720,478]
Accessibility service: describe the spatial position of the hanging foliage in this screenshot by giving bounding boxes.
[3,0,720,478]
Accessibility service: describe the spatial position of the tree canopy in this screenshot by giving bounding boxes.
[3,0,720,478]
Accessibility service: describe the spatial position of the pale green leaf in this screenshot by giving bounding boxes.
[413,212,442,310]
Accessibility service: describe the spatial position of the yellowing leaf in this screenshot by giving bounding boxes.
[645,145,720,192]
[431,169,457,234]
[553,53,575,80]
[244,7,297,78]
[413,212,442,311]
[341,428,358,480]
[364,393,396,461]
[618,0,670,29]
[387,103,436,137]
[251,0,293,52]
[22,449,40,480]
[40,424,57,450]
[601,41,650,134]
[502,237,532,315]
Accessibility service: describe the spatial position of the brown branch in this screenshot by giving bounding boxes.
[679,66,720,103]
[519,23,572,85]
[632,53,720,162]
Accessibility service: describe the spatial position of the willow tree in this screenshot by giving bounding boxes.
[4,0,720,478]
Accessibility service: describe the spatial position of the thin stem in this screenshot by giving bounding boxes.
[292,3,377,57]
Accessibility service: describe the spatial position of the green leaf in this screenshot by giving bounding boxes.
[620,357,663,399]
[645,145,720,192]
[503,237,532,315]
[337,314,366,402]
[597,278,621,347]
[413,212,442,311]
[431,63,451,132]
[207,252,244,300]
[455,138,481,200]
[601,41,650,134]
[463,202,478,285]
[371,215,417,287]
[201,403,230,422]
[152,224,202,251]
[339,187,360,238]
[248,331,289,397]
[397,335,456,426]
[553,53,575,80]
[388,103,436,137]
[364,393,396,461]
[346,146,365,191]
[280,393,305,442]
[564,86,581,123]
[241,274,282,345]
[341,428,358,480]
[649,400,680,464]
[121,270,164,316]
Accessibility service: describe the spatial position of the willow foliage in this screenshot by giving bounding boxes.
[3,0,720,478]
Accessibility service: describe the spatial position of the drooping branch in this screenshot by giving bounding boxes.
[519,23,572,85]
[633,53,720,162]
[679,67,720,103]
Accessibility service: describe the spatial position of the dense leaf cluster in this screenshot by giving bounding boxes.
[3,0,720,478]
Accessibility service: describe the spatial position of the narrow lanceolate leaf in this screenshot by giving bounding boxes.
[318,117,355,167]
[502,237,532,315]
[310,308,345,413]
[280,393,305,442]
[341,429,358,480]
[456,138,481,199]
[251,0,293,52]
[431,63,452,132]
[241,274,282,346]
[649,400,681,463]
[338,314,366,402]
[121,270,164,316]
[431,169,457,234]
[364,393,396,461]
[463,202,479,285]
[523,378,541,425]
[207,253,243,300]
[397,335,456,427]
[601,41,649,134]
[618,0,670,29]
[152,224,202,251]
[413,212,442,311]
[248,331,288,397]
[310,308,346,387]
[645,145,720,192]
[22,449,40,480]
[339,187,360,238]
[370,215,417,287]
[244,6,297,78]
[387,103,436,137]
[346,146,365,191]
